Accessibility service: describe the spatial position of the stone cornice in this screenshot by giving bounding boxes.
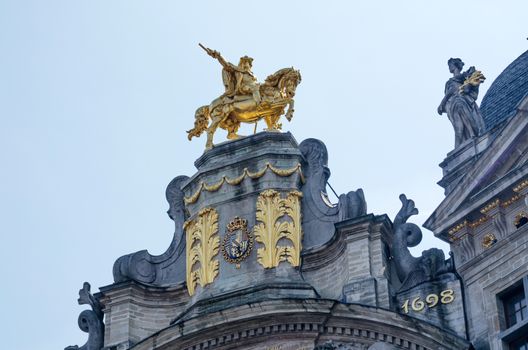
[424,110,528,237]
[446,179,527,242]
[128,299,470,350]
[193,131,300,170]
[98,280,188,310]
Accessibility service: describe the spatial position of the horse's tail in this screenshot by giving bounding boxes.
[187,105,210,141]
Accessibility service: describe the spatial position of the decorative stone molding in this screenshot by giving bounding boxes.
[448,221,469,241]
[184,162,305,204]
[448,190,526,242]
[127,299,470,350]
[481,233,497,249]
[480,199,500,215]
[513,179,528,193]
[468,216,490,229]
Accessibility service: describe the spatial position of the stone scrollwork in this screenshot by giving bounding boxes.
[254,189,303,269]
[299,138,367,248]
[392,194,453,291]
[112,175,189,287]
[65,282,104,350]
[184,207,220,296]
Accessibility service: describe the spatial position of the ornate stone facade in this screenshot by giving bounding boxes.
[66,49,528,350]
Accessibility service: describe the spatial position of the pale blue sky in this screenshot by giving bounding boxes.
[0,1,526,349]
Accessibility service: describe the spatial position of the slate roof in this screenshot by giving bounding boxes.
[480,49,528,130]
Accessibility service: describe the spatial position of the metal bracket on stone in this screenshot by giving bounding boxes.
[65,282,104,350]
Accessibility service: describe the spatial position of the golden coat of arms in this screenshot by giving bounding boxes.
[221,217,253,268]
[187,44,301,150]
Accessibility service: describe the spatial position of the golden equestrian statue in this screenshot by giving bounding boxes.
[187,44,301,150]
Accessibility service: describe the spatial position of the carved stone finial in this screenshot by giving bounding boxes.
[437,58,486,148]
[187,44,301,150]
[65,282,104,350]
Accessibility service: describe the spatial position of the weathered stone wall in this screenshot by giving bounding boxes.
[181,132,314,306]
[303,243,349,300]
[127,299,470,350]
[302,215,391,308]
[450,197,527,266]
[456,220,528,349]
[99,282,189,349]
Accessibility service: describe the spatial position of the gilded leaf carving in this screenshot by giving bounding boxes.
[282,190,303,267]
[254,189,303,269]
[184,207,220,296]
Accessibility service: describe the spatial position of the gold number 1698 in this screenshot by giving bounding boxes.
[401,289,454,314]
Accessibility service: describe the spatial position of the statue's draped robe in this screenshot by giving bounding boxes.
[444,73,485,147]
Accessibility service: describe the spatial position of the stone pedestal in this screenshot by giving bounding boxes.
[438,134,490,195]
[180,132,316,319]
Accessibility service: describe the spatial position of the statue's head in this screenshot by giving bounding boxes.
[447,58,464,73]
[239,56,254,71]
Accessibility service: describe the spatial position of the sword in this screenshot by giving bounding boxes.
[198,43,215,58]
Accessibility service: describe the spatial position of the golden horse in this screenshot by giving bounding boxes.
[187,68,301,150]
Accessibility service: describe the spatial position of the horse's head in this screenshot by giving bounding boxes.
[263,68,301,99]
[280,68,302,98]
